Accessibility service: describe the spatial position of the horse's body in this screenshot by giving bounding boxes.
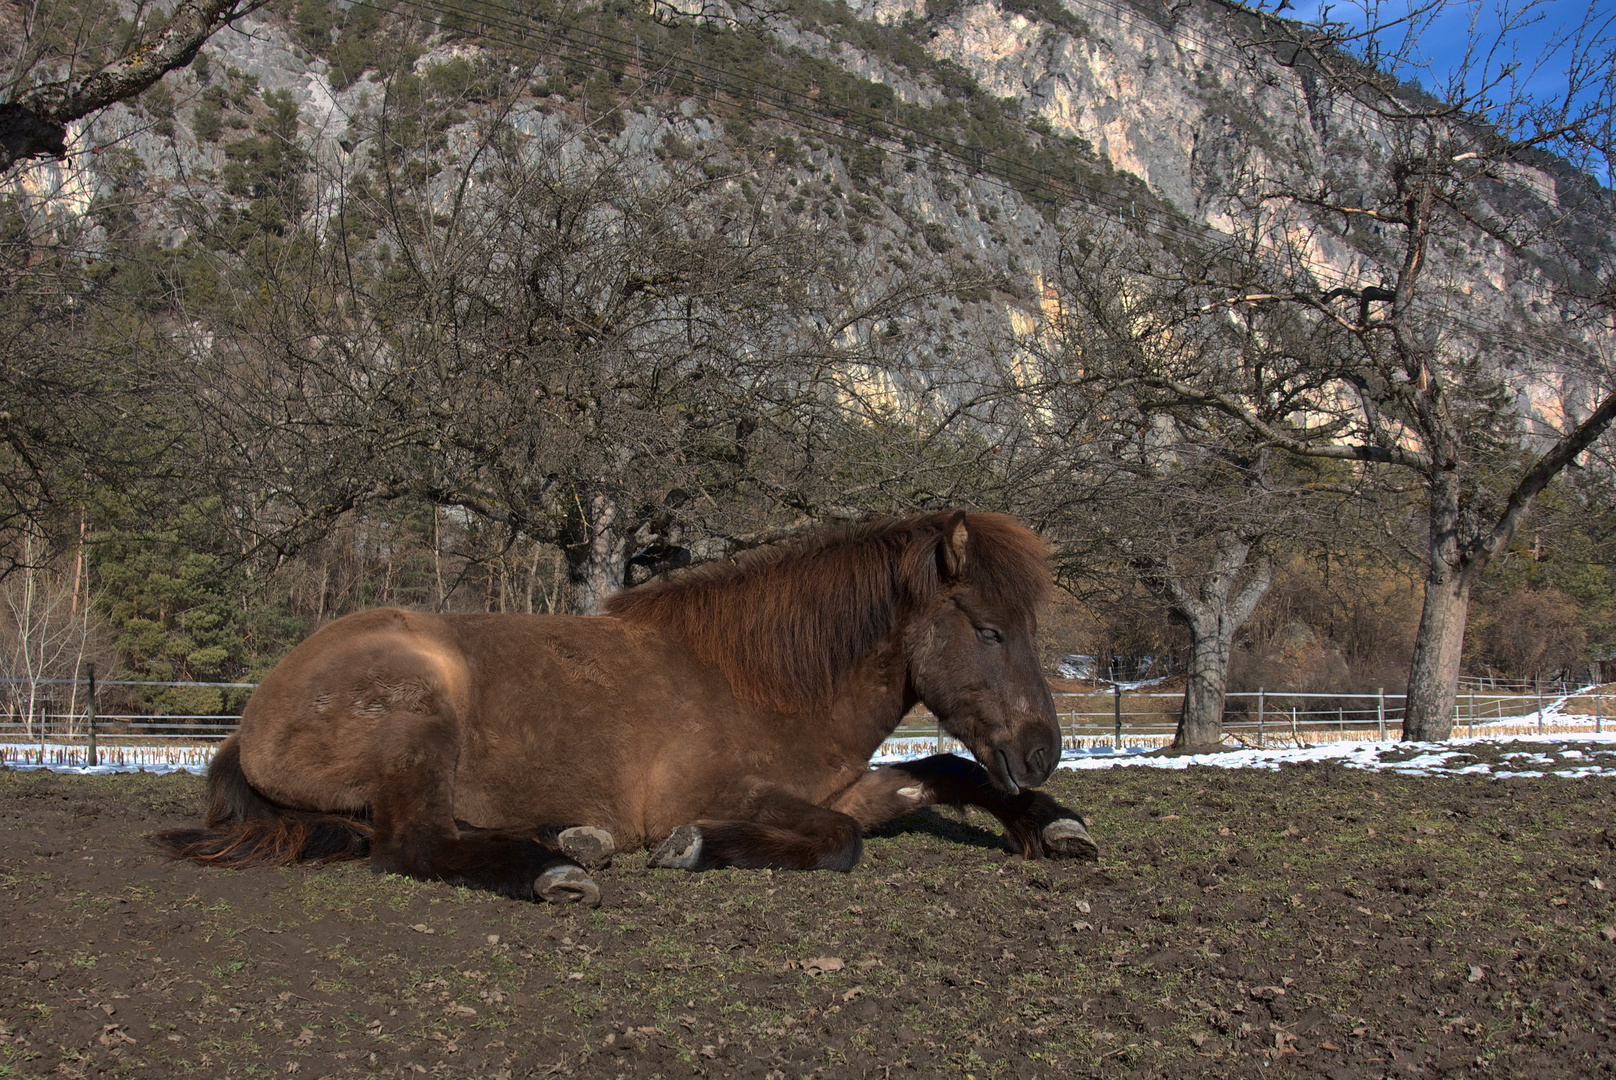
[234,607,896,849]
[157,511,1097,904]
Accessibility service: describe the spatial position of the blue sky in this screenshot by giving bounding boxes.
[1280,0,1614,179]
[1287,0,1613,106]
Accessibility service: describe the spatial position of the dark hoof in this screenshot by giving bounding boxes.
[1043,818,1099,861]
[535,865,600,906]
[557,826,615,870]
[648,824,703,870]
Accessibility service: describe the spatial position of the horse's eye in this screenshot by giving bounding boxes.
[977,627,1003,643]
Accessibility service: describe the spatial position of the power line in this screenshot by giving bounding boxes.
[377,0,1206,234]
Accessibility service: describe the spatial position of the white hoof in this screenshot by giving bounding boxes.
[557,826,615,870]
[535,865,600,906]
[648,824,703,870]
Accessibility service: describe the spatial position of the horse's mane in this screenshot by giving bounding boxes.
[604,511,1049,710]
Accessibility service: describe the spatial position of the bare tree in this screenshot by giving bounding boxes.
[1014,224,1367,748]
[1067,1,1616,739]
[186,77,955,613]
[0,531,102,739]
[1,0,260,574]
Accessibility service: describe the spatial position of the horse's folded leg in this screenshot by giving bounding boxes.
[1042,818,1099,861]
[862,755,1097,862]
[649,811,861,872]
[535,865,601,906]
[556,826,615,870]
[648,824,704,870]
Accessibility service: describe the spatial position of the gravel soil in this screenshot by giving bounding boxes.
[2,749,1614,1079]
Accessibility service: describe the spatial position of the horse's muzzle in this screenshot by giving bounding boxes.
[985,738,1058,795]
[988,748,1021,795]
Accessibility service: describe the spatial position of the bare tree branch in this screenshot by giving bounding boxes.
[0,0,265,173]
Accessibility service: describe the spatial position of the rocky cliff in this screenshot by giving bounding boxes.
[10,0,1609,417]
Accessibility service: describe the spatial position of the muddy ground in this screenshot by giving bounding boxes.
[2,745,1614,1079]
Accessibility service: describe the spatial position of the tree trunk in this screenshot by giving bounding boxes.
[563,490,626,615]
[1135,532,1272,751]
[1402,463,1473,742]
[1177,622,1236,748]
[1403,572,1471,741]
[1399,389,1616,740]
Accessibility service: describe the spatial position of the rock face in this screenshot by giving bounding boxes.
[886,0,1220,206]
[11,0,1606,392]
[881,0,1596,320]
[867,0,1608,421]
[864,0,1353,222]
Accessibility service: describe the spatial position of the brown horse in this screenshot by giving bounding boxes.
[155,510,1097,905]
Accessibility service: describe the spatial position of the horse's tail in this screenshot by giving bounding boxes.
[150,736,372,867]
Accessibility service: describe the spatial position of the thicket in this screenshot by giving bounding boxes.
[2,0,1613,724]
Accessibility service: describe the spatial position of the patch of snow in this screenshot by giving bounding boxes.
[1,743,213,775]
[4,760,209,776]
[1053,731,1616,778]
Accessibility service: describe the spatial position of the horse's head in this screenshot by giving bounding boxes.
[905,512,1061,795]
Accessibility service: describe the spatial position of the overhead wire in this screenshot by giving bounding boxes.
[375,0,1207,233]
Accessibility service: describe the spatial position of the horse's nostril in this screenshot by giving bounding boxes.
[1027,746,1048,778]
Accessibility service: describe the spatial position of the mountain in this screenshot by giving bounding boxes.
[21,0,1607,375]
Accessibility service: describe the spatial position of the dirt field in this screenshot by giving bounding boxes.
[3,749,1614,1079]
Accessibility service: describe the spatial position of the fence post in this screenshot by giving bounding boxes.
[1468,689,1474,739]
[1377,688,1386,741]
[1113,684,1123,751]
[1338,704,1344,736]
[1537,677,1543,735]
[1257,688,1265,747]
[1599,692,1604,735]
[86,663,97,768]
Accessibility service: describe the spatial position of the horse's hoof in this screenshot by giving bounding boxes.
[557,826,615,870]
[535,865,601,906]
[1043,818,1099,861]
[648,825,703,870]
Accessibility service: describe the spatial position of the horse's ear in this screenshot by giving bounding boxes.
[940,511,970,581]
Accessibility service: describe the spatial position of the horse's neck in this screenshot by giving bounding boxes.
[821,630,918,753]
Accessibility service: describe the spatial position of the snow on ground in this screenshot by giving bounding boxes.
[0,743,214,776]
[8,730,1616,778]
[1055,731,1616,777]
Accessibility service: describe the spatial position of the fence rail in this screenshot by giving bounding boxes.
[884,683,1612,755]
[3,675,1611,771]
